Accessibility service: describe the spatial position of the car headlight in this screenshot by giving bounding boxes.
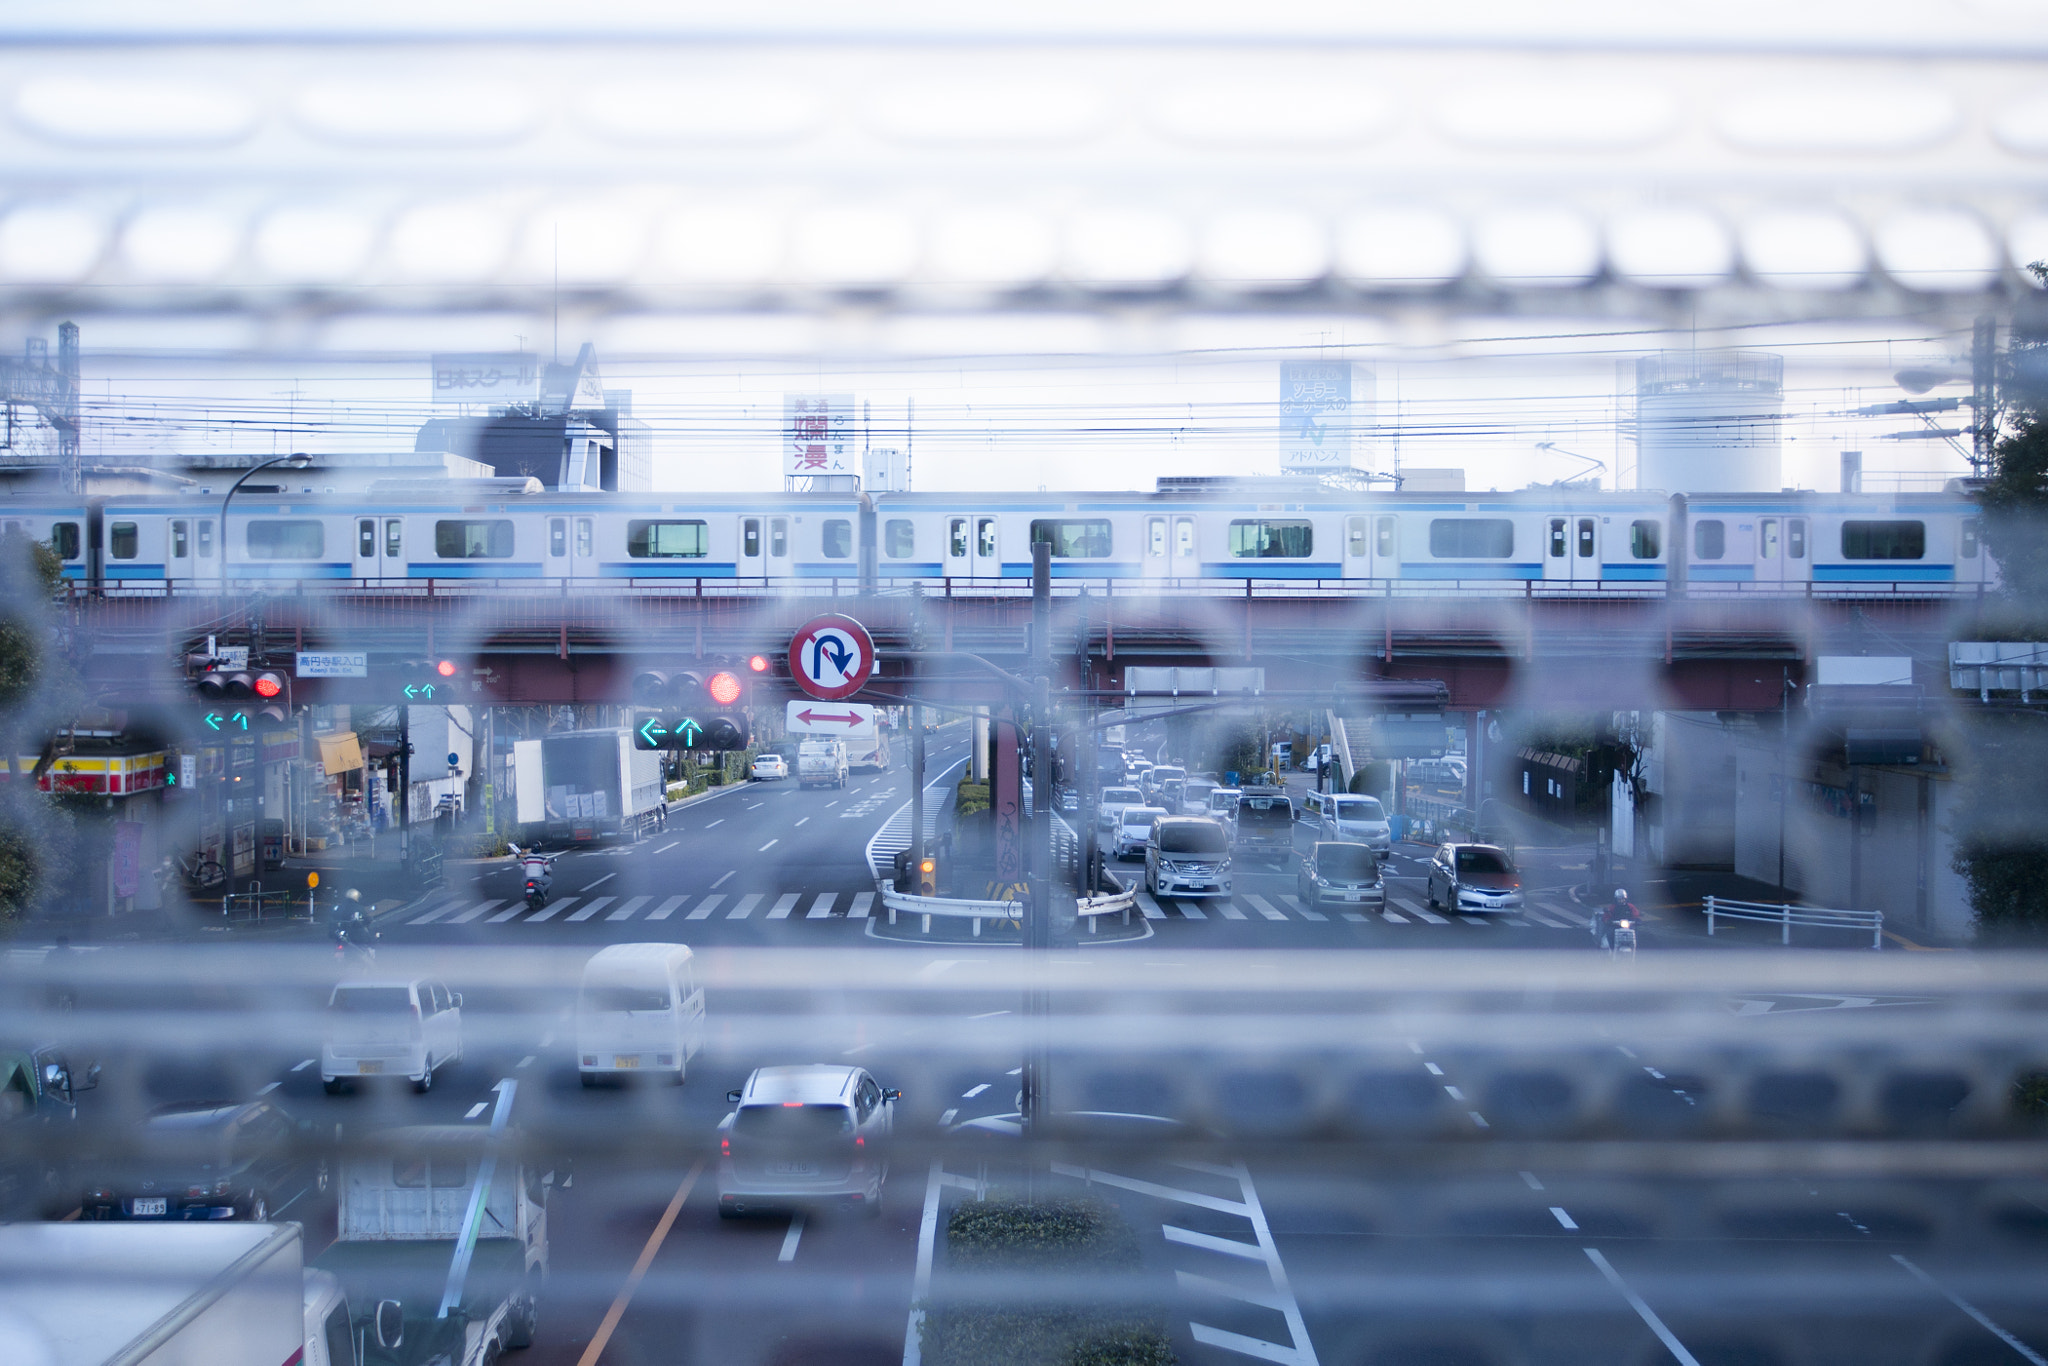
[1314,877,1330,887]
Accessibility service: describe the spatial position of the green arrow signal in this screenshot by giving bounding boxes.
[675,716,703,747]
[638,718,667,745]
[402,683,437,701]
[204,711,223,732]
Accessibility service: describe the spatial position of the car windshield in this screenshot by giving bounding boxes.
[1318,846,1379,879]
[1238,801,1292,826]
[1157,823,1229,854]
[1333,797,1385,821]
[1122,809,1166,830]
[1101,789,1142,806]
[582,983,671,1013]
[733,1104,855,1140]
[328,987,414,1015]
[1456,848,1514,874]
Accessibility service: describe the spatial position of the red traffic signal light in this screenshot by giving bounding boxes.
[706,671,744,707]
[437,659,457,678]
[747,654,770,673]
[252,672,284,699]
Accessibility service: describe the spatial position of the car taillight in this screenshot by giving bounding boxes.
[855,1135,864,1147]
[720,1136,730,1156]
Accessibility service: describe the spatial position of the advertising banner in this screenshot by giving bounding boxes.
[431,352,538,405]
[1279,361,1369,472]
[784,394,856,477]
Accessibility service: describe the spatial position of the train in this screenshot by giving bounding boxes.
[0,480,1994,595]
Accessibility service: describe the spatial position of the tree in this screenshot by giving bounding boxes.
[0,530,82,927]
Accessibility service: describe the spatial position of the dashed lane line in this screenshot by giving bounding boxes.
[581,873,616,891]
[1892,1254,2048,1366]
[759,840,778,852]
[711,870,734,889]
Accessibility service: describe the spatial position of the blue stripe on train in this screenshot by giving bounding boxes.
[103,564,168,579]
[1814,563,1955,582]
[1601,564,1667,581]
[410,562,544,578]
[1400,563,1543,581]
[598,562,736,577]
[224,564,354,580]
[1201,562,1345,579]
[998,562,1143,578]
[1689,564,1755,582]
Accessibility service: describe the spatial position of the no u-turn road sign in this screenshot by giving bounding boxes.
[788,614,875,701]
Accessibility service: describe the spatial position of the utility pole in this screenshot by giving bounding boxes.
[1972,315,1998,477]
[1022,540,1053,1163]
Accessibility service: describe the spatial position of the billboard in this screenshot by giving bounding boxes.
[431,352,538,405]
[784,394,856,477]
[1279,361,1370,472]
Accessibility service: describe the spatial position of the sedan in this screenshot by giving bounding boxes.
[750,753,789,781]
[1298,842,1385,911]
[81,1099,322,1223]
[718,1064,899,1217]
[1426,842,1524,913]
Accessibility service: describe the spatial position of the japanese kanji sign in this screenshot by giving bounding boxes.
[783,394,856,477]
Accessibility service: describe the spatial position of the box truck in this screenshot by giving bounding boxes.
[511,729,662,844]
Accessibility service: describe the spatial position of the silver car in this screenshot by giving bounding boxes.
[1113,806,1170,859]
[718,1064,899,1217]
[1321,794,1393,852]
[1145,817,1233,898]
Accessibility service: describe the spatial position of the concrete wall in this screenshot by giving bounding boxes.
[1643,712,1739,868]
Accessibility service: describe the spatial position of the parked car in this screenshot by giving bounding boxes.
[321,978,463,1094]
[1426,843,1524,913]
[81,1099,321,1222]
[1322,794,1393,852]
[1113,806,1170,859]
[1297,842,1385,911]
[1097,785,1145,833]
[1145,817,1232,898]
[718,1064,899,1217]
[750,753,789,781]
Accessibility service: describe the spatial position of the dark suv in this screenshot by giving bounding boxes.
[81,1099,320,1222]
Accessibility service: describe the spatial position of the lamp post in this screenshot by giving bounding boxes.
[220,453,312,593]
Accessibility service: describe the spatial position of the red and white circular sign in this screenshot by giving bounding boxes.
[788,614,876,701]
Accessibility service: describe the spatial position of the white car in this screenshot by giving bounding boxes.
[1113,806,1170,859]
[1145,816,1232,897]
[1097,785,1145,833]
[321,978,462,1094]
[750,753,789,780]
[577,943,705,1086]
[718,1064,899,1218]
[1322,794,1393,852]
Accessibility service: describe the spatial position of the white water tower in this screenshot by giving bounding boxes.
[1633,351,1784,493]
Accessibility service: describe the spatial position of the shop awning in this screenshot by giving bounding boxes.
[317,732,364,776]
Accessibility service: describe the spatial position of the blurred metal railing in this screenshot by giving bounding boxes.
[1707,895,1885,949]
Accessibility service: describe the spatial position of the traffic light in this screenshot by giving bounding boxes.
[630,669,750,750]
[193,668,290,731]
[394,658,460,701]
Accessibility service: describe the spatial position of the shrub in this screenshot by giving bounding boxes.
[956,781,991,819]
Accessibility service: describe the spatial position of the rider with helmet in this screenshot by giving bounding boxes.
[511,843,555,907]
[1591,887,1638,950]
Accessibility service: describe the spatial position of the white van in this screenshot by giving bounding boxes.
[1323,794,1393,852]
[577,943,706,1085]
[322,979,462,1094]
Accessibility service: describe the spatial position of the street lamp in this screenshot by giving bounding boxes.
[221,453,312,592]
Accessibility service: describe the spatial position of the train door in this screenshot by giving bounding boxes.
[1755,515,1807,586]
[739,515,765,579]
[168,516,195,583]
[353,516,405,583]
[1171,514,1198,579]
[547,516,569,581]
[944,515,1001,583]
[1541,516,1600,583]
[1144,515,1171,579]
[1958,514,1988,587]
[1342,515,1371,580]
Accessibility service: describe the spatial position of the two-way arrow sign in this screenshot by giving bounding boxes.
[785,700,876,734]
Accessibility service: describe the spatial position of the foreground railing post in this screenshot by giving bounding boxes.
[1706,896,1716,936]
[1783,902,1792,945]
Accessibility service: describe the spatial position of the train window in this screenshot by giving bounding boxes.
[434,520,514,558]
[742,518,761,558]
[357,519,376,558]
[109,522,139,559]
[1345,516,1367,558]
[1577,518,1596,557]
[549,518,566,557]
[627,520,708,558]
[1174,517,1194,558]
[884,519,916,558]
[246,519,324,559]
[385,519,402,558]
[770,517,788,557]
[1629,520,1660,559]
[1030,518,1112,557]
[821,519,853,558]
[1842,520,1924,560]
[1428,518,1514,558]
[1149,517,1167,558]
[1227,520,1313,558]
[1759,518,1778,559]
[1787,518,1806,559]
[1961,518,1981,559]
[948,518,968,559]
[195,520,213,559]
[1548,518,1566,558]
[1376,516,1395,558]
[172,521,189,558]
[575,518,592,556]
[51,522,80,560]
[977,518,997,558]
[1693,519,1725,560]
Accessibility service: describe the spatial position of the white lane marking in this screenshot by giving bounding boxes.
[1243,894,1288,922]
[778,1213,807,1262]
[1469,1111,1490,1129]
[1551,1207,1579,1230]
[1527,909,1575,929]
[969,1009,1010,1019]
[1392,896,1447,924]
[1216,899,1248,920]
[1584,1248,1703,1366]
[939,1108,957,1125]
[794,817,809,827]
[1342,912,1367,922]
[759,840,778,852]
[408,900,460,925]
[648,896,688,921]
[1006,1067,1021,1075]
[581,873,616,891]
[706,819,724,828]
[1136,893,1166,920]
[1521,1171,1545,1191]
[292,1058,314,1072]
[464,1102,488,1120]
[728,892,764,919]
[518,1055,536,1069]
[1047,1164,1250,1217]
[256,1081,280,1095]
[526,897,573,922]
[568,897,613,922]
[1164,1224,1264,1260]
[1380,909,1408,923]
[962,1083,990,1098]
[904,1161,945,1366]
[1459,914,1490,925]
[807,893,837,918]
[711,870,734,888]
[1406,1040,1424,1054]
[684,895,723,921]
[1178,901,1208,920]
[1617,1045,1638,1059]
[849,892,873,919]
[826,801,839,808]
[1424,1063,1444,1076]
[486,903,525,923]
[447,900,501,924]
[767,892,801,919]
[608,896,650,921]
[1444,1085,1465,1100]
[842,1041,873,1055]
[1893,1254,2048,1366]
[653,841,678,854]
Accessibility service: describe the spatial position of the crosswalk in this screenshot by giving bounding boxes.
[404,886,1583,930]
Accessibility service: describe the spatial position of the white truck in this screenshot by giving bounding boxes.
[310,1121,547,1366]
[797,738,849,789]
[0,1220,351,1366]
[511,729,663,844]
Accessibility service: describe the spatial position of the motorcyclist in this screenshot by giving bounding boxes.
[511,844,555,904]
[1591,887,1638,949]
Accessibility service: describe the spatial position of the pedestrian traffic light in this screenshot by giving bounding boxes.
[629,668,750,750]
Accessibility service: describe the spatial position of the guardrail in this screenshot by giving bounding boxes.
[1705,895,1884,949]
[876,880,1139,936]
[221,885,311,922]
[1077,878,1138,933]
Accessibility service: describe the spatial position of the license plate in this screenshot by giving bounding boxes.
[768,1160,818,1175]
[613,1055,640,1068]
[357,1060,383,1074]
[132,1198,167,1216]
[1342,892,1362,901]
